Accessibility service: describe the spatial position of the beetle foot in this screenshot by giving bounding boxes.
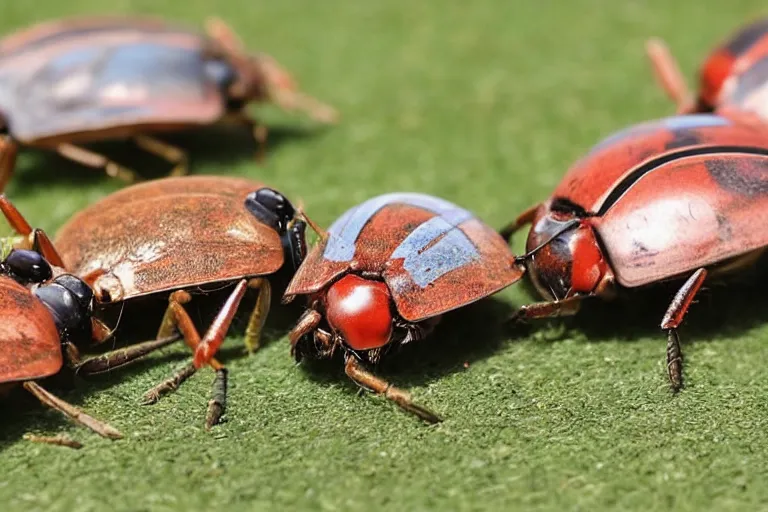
[141,362,197,405]
[205,369,228,430]
[666,329,684,392]
[384,385,443,424]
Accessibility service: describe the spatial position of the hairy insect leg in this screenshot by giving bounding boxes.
[288,308,322,358]
[510,296,583,323]
[243,278,271,353]
[344,356,442,424]
[645,38,696,113]
[133,135,188,176]
[193,279,248,368]
[56,143,141,184]
[661,268,707,392]
[0,136,17,193]
[22,381,122,439]
[72,334,182,376]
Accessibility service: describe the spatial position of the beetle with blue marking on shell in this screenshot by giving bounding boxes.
[500,113,768,392]
[282,192,523,423]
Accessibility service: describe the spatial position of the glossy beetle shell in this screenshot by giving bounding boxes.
[545,114,768,287]
[54,176,284,301]
[699,18,768,111]
[0,16,228,144]
[0,276,62,383]
[285,193,522,322]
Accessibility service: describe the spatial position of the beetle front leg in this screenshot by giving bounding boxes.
[56,143,140,184]
[288,308,322,359]
[243,277,271,353]
[0,195,65,266]
[645,38,696,114]
[510,296,583,323]
[193,279,249,368]
[70,334,182,376]
[344,356,442,424]
[0,135,18,193]
[499,203,540,241]
[133,135,188,176]
[661,268,708,392]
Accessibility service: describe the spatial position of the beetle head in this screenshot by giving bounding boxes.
[245,188,307,272]
[522,200,609,301]
[34,274,95,343]
[1,249,52,284]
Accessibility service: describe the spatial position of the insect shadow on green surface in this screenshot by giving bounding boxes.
[6,122,329,194]
[298,296,517,391]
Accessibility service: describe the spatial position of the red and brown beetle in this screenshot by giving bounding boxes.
[0,16,338,192]
[52,175,307,427]
[500,113,768,391]
[646,18,768,120]
[254,193,522,423]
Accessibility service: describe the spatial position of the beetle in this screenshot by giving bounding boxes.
[499,113,768,391]
[51,175,307,428]
[646,18,768,121]
[258,193,523,423]
[0,15,338,192]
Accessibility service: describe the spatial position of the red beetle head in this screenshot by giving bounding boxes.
[523,201,609,301]
[323,274,394,352]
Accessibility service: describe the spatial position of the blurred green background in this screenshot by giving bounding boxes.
[2,1,768,510]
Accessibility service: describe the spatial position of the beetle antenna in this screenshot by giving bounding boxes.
[514,219,580,264]
[295,204,328,242]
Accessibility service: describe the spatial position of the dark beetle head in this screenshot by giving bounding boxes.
[245,188,307,273]
[33,274,95,343]
[1,249,52,284]
[523,201,609,301]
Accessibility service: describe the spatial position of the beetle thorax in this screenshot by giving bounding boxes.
[526,210,608,301]
[324,274,394,352]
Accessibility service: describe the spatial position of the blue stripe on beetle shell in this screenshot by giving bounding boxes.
[323,192,480,287]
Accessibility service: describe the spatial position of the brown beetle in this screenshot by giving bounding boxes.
[52,175,307,427]
[0,16,338,191]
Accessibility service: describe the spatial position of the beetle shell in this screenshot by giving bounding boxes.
[285,193,522,322]
[54,176,284,301]
[699,18,768,110]
[719,36,768,120]
[542,114,768,288]
[0,16,228,144]
[0,276,62,383]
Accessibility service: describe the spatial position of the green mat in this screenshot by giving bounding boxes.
[2,1,768,510]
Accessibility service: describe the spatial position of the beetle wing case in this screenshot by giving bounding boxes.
[0,277,63,383]
[284,193,523,322]
[0,16,224,143]
[54,176,285,300]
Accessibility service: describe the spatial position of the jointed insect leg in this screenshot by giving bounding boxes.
[344,356,442,424]
[0,195,65,266]
[661,268,707,392]
[56,143,141,184]
[499,203,539,241]
[134,135,188,176]
[645,38,696,113]
[244,277,271,353]
[71,333,182,376]
[510,296,583,323]
[22,381,122,440]
[0,136,17,193]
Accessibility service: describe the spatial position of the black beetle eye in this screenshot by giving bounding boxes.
[245,188,297,233]
[3,249,52,283]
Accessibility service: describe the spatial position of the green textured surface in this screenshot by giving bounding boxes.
[2,1,768,511]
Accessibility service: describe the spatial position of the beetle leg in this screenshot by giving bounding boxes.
[22,381,122,440]
[661,268,708,392]
[0,196,65,266]
[142,290,227,404]
[133,135,188,176]
[645,38,696,114]
[231,113,268,162]
[72,334,182,376]
[22,433,83,450]
[344,356,442,424]
[0,194,33,236]
[0,135,17,193]
[243,277,271,353]
[288,308,322,358]
[55,143,141,184]
[206,368,228,430]
[510,296,583,323]
[193,279,249,368]
[499,203,540,241]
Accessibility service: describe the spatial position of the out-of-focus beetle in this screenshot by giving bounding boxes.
[0,16,338,191]
[270,193,522,423]
[500,114,768,391]
[646,18,768,121]
[52,175,307,428]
